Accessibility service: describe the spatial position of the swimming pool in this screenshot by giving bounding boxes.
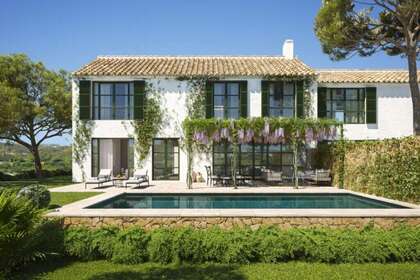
[86,193,407,209]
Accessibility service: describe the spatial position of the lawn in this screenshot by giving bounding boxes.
[0,175,73,189]
[13,260,420,280]
[49,192,102,208]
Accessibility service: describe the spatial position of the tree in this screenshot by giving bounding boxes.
[315,0,420,134]
[0,54,71,177]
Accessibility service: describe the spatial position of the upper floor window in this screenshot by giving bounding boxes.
[267,82,295,117]
[214,82,240,119]
[205,81,247,119]
[262,81,303,118]
[93,82,134,120]
[318,88,366,124]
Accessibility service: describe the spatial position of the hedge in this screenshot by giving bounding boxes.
[0,169,71,181]
[64,226,420,264]
[323,136,419,204]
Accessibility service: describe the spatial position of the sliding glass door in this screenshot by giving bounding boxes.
[152,138,179,180]
[91,138,134,177]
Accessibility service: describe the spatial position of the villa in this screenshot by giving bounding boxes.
[72,40,415,184]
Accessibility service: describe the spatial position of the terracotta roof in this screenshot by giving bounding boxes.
[74,56,315,78]
[317,70,420,84]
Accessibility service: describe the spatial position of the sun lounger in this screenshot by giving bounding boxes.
[124,170,149,188]
[84,169,112,189]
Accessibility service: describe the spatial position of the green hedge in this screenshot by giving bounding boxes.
[328,136,420,203]
[64,226,420,264]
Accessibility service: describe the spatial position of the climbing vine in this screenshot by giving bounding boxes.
[73,102,94,181]
[303,77,315,118]
[131,82,164,168]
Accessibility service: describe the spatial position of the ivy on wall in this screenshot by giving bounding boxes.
[73,101,94,181]
[131,82,164,168]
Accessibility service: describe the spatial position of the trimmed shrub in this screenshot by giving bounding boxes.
[147,228,175,264]
[17,184,51,208]
[62,225,420,265]
[111,227,149,264]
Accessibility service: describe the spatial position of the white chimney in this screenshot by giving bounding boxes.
[282,39,294,59]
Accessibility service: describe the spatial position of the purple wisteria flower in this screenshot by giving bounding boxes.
[193,131,209,145]
[221,127,229,139]
[212,130,221,142]
[245,129,254,143]
[237,129,245,144]
[305,128,314,143]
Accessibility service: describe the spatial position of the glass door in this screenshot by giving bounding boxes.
[152,138,179,180]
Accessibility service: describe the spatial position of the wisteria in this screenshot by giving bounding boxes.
[184,118,342,146]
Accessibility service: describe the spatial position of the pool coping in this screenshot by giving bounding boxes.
[47,187,420,218]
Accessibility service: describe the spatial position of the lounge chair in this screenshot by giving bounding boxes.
[85,169,112,189]
[124,170,149,188]
[306,169,331,185]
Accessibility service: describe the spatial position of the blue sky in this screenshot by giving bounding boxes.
[0,0,407,145]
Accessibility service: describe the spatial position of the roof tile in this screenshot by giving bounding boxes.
[74,56,315,78]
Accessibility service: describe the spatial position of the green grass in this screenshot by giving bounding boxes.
[0,175,73,189]
[49,192,102,209]
[13,260,420,280]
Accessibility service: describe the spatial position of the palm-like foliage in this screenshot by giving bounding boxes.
[0,190,54,273]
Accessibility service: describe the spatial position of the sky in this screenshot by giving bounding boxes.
[0,0,408,145]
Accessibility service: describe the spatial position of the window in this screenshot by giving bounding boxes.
[93,82,134,120]
[267,82,295,117]
[213,143,294,178]
[152,139,179,180]
[325,88,365,124]
[213,82,240,119]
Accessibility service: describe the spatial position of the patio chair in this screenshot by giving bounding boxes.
[205,166,221,186]
[262,169,283,185]
[306,169,331,185]
[85,169,112,189]
[124,170,149,188]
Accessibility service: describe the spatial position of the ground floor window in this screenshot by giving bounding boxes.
[91,138,134,177]
[152,138,179,180]
[212,143,294,179]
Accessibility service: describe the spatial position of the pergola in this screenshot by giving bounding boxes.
[183,117,343,189]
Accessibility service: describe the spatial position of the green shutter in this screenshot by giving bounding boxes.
[261,81,269,117]
[296,80,304,118]
[317,87,327,118]
[240,81,248,118]
[133,81,145,120]
[205,81,214,118]
[79,80,91,120]
[366,87,377,124]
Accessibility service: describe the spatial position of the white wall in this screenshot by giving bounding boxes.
[72,77,414,182]
[318,83,414,140]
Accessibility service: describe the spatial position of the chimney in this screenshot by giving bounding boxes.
[282,39,294,59]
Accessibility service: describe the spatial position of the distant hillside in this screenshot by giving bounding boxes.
[0,142,71,176]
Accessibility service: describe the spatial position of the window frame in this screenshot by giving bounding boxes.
[267,81,295,118]
[152,138,180,181]
[213,81,241,119]
[93,81,134,120]
[212,142,294,179]
[325,88,366,124]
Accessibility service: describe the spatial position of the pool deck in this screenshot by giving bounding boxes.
[48,181,420,218]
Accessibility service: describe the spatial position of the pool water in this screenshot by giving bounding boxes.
[86,193,406,209]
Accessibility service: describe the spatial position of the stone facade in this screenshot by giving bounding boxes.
[61,216,420,230]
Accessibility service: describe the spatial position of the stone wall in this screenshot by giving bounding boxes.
[62,216,420,230]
